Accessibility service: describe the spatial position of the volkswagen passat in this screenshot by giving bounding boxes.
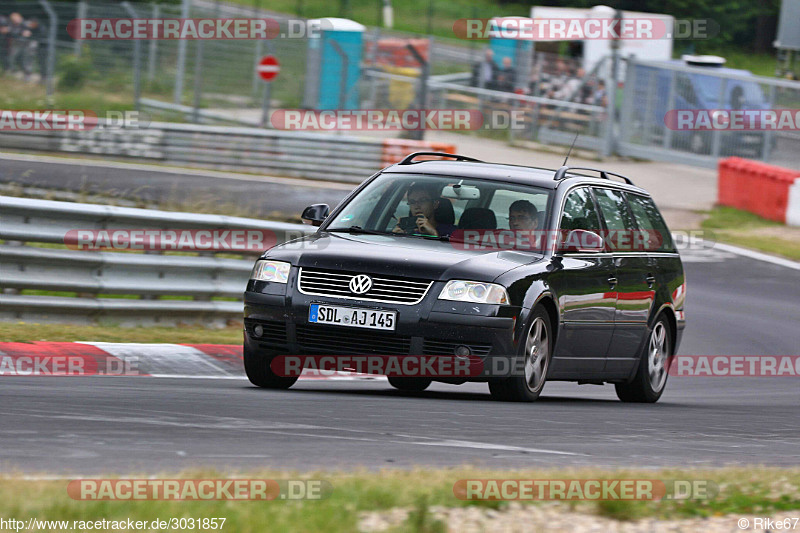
[243,153,686,402]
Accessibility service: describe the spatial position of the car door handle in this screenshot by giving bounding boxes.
[646,274,656,288]
[607,276,618,288]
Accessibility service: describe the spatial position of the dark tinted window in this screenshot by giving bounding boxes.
[560,188,602,232]
[627,194,676,252]
[594,188,635,232]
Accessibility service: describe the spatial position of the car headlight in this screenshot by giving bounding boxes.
[250,260,291,283]
[438,280,509,304]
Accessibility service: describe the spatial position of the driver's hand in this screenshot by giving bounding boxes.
[416,215,437,236]
[392,224,405,234]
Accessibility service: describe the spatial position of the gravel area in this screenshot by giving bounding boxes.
[358,504,800,533]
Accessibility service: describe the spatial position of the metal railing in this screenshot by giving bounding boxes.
[0,121,386,183]
[0,195,313,325]
[362,69,609,151]
[619,58,800,169]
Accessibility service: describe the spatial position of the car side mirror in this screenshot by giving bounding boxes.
[301,204,329,227]
[557,229,605,253]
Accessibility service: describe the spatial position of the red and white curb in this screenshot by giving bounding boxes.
[0,342,379,380]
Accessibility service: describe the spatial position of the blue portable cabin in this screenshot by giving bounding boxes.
[303,18,366,110]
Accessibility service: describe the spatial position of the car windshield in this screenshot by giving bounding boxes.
[324,173,552,240]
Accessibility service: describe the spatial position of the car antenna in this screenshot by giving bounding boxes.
[562,133,579,166]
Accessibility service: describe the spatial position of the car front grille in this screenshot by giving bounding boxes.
[422,339,493,356]
[295,325,411,355]
[297,268,433,305]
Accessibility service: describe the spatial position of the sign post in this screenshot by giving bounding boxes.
[258,54,280,128]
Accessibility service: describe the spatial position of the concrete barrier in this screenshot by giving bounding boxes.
[718,157,800,225]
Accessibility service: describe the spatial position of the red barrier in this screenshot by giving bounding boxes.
[718,157,799,223]
[382,139,457,166]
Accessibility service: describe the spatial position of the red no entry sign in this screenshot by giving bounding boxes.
[257,55,280,82]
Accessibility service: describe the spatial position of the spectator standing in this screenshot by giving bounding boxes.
[25,17,47,82]
[0,15,10,72]
[6,13,29,75]
[496,56,516,92]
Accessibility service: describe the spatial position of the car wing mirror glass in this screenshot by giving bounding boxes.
[301,204,330,227]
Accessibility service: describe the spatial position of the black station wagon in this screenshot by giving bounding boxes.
[243,153,686,402]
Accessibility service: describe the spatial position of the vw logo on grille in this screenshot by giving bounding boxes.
[349,274,373,294]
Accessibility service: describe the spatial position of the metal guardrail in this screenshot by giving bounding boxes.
[0,196,314,326]
[0,121,386,183]
[362,69,609,151]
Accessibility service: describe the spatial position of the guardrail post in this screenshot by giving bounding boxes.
[38,0,57,105]
[74,0,87,57]
[147,3,159,83]
[662,69,676,150]
[327,40,350,111]
[173,0,190,104]
[122,2,142,112]
[405,41,430,141]
[710,78,727,158]
[762,84,776,162]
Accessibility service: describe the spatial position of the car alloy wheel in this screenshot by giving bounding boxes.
[648,321,668,393]
[524,316,550,394]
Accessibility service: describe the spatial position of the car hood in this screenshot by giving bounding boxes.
[264,232,545,282]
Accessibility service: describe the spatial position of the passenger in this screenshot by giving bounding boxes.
[393,182,457,238]
[508,200,539,231]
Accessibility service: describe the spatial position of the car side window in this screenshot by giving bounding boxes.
[593,188,636,231]
[627,194,676,252]
[560,187,602,232]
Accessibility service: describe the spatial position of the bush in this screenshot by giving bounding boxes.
[57,53,93,91]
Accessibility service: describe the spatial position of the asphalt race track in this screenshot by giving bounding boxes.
[2,250,799,474]
[0,153,351,218]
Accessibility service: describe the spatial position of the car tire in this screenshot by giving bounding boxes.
[615,315,672,403]
[243,347,299,389]
[388,377,432,392]
[488,305,552,402]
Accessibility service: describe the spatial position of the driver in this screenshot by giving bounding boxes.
[508,200,539,231]
[392,182,457,237]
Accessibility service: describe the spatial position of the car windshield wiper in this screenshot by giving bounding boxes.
[326,226,391,236]
[327,225,450,241]
[415,233,450,242]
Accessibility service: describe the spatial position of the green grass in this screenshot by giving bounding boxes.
[681,46,778,78]
[0,467,797,532]
[0,322,243,344]
[700,206,800,261]
[701,205,781,230]
[228,0,529,38]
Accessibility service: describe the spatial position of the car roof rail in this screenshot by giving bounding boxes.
[397,152,484,165]
[553,165,634,185]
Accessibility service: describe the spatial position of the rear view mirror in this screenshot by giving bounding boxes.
[557,229,605,253]
[442,184,480,200]
[301,204,329,227]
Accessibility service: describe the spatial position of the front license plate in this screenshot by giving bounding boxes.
[309,304,396,331]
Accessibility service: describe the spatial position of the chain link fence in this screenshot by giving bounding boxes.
[1,0,799,169]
